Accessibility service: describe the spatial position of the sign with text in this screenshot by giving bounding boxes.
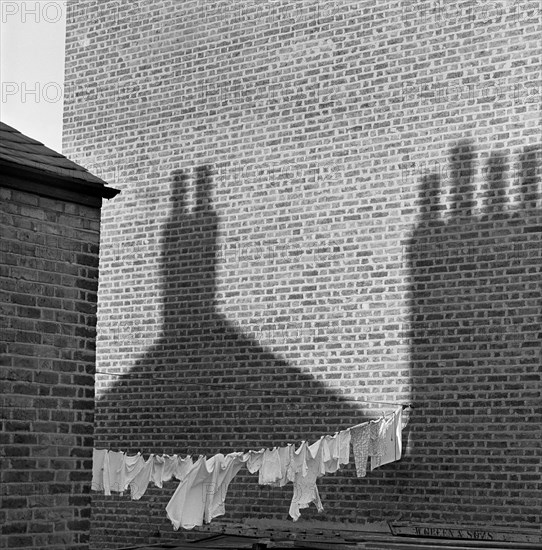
[390,523,541,544]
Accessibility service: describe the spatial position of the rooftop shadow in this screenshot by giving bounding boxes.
[92,165,396,542]
[406,141,542,525]
[98,166,374,453]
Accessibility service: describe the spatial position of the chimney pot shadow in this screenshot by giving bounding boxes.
[407,141,542,524]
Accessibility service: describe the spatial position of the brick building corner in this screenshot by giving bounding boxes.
[0,121,119,550]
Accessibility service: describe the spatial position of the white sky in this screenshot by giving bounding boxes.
[1,1,67,152]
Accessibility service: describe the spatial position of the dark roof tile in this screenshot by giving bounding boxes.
[0,121,113,189]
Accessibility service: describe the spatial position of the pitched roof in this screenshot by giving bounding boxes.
[0,121,119,201]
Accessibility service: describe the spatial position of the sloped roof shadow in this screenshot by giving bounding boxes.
[97,166,375,454]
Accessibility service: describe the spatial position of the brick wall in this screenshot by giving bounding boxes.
[0,187,101,549]
[63,1,541,548]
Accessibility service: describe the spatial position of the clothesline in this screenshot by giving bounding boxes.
[98,405,411,456]
[348,400,413,409]
[92,407,407,529]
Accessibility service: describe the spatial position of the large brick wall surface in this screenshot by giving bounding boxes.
[63,1,541,548]
[0,187,101,549]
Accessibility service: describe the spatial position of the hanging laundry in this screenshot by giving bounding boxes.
[321,434,339,474]
[166,453,247,530]
[321,427,352,475]
[162,455,181,484]
[91,449,107,492]
[287,440,308,482]
[149,453,194,490]
[267,444,293,487]
[245,449,265,475]
[103,450,125,495]
[259,447,282,485]
[337,429,351,466]
[150,455,166,488]
[289,438,325,521]
[369,413,395,470]
[373,407,403,469]
[130,454,155,500]
[119,453,145,493]
[350,422,371,477]
[204,452,247,523]
[166,456,208,530]
[92,403,412,527]
[367,418,384,470]
[175,455,195,482]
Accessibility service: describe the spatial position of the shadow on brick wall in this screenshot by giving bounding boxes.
[93,166,389,541]
[91,143,541,543]
[98,165,371,451]
[406,141,542,524]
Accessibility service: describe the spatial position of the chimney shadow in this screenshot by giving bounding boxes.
[89,141,541,541]
[405,142,542,524]
[93,165,393,537]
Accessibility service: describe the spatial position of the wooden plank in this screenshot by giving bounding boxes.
[390,524,541,545]
[294,542,359,550]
